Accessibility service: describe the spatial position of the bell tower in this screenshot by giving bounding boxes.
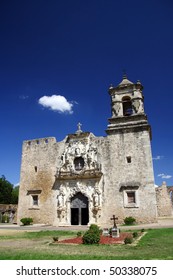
[104,74,157,224]
[106,74,151,137]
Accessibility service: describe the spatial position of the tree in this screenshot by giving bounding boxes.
[0,175,13,204]
[11,185,19,204]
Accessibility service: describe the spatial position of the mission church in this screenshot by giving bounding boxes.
[17,75,158,226]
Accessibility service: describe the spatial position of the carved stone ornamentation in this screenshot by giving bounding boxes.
[112,102,121,117]
[133,99,144,114]
[56,135,102,180]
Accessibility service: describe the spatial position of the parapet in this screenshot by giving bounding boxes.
[22,137,57,150]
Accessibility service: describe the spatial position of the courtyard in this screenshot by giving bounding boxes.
[0,217,173,260]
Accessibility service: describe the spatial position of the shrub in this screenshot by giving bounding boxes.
[77,231,82,237]
[124,216,136,225]
[82,231,100,245]
[141,228,145,232]
[20,217,33,226]
[89,224,100,234]
[2,215,9,223]
[82,224,101,245]
[133,232,138,238]
[124,237,133,244]
[109,227,112,235]
[53,237,59,242]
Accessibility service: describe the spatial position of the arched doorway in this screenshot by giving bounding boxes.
[70,192,89,225]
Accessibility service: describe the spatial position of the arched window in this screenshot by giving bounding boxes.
[122,96,133,116]
[74,157,84,171]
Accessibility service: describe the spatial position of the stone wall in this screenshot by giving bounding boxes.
[156,182,173,217]
[17,137,62,225]
[167,187,173,205]
[0,204,18,223]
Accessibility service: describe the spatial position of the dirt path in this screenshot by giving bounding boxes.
[0,216,173,236]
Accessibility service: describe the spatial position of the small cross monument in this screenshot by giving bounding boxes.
[110,215,119,237]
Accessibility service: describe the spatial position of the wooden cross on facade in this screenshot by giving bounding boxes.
[110,215,118,228]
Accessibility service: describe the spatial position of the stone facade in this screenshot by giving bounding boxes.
[17,75,158,226]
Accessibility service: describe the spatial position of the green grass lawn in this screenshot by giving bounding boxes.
[0,228,173,260]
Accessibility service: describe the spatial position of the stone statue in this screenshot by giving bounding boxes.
[57,187,65,208]
[57,193,63,207]
[75,147,80,156]
[88,144,97,161]
[93,193,99,207]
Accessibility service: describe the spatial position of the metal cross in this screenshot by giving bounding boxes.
[110,215,118,228]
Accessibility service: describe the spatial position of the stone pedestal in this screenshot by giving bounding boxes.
[111,227,120,238]
[102,228,109,236]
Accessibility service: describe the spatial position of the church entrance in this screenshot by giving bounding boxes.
[70,192,89,225]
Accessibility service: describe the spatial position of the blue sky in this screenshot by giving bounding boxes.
[0,0,172,187]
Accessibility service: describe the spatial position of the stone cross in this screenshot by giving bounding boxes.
[110,215,118,228]
[77,122,82,131]
[76,122,82,134]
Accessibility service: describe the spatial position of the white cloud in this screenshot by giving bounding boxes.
[19,95,29,100]
[38,95,74,114]
[157,173,165,177]
[162,175,172,179]
[157,173,172,179]
[153,155,164,160]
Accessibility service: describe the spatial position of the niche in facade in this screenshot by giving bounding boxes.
[74,157,84,171]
